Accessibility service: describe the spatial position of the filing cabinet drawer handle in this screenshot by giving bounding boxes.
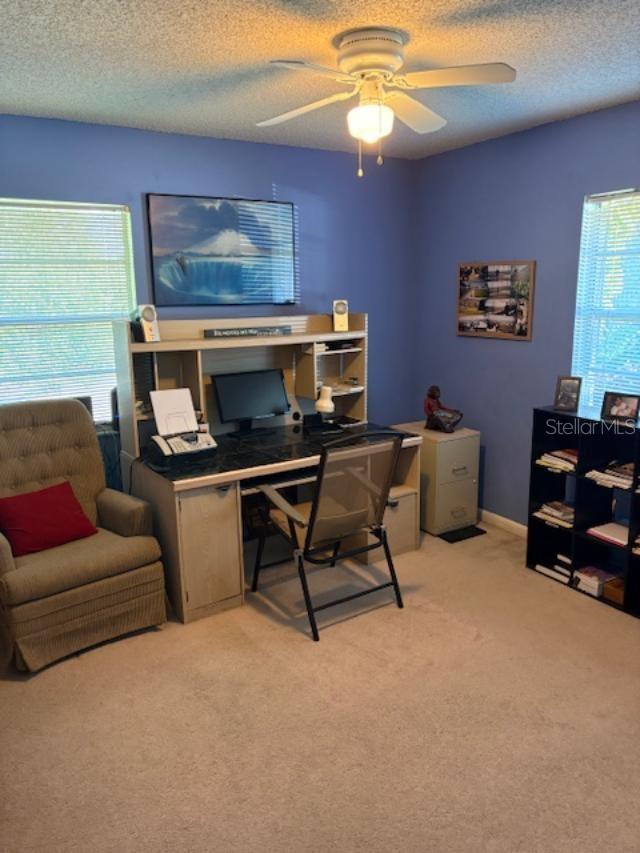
[452,465,468,475]
[386,498,399,509]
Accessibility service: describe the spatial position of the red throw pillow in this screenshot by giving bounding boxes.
[0,481,98,557]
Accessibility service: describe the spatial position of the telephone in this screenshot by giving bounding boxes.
[151,431,217,457]
[148,388,217,460]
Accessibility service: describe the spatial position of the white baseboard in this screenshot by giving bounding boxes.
[479,509,527,539]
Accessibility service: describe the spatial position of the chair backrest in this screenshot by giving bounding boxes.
[0,399,105,525]
[305,431,402,551]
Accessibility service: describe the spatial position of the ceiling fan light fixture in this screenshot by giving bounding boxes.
[260,27,516,172]
[347,102,394,145]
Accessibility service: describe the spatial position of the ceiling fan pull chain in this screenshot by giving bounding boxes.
[357,139,364,178]
[377,139,384,166]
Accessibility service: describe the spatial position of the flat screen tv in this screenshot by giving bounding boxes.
[147,193,297,306]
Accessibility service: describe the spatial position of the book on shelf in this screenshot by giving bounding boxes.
[533,511,573,528]
[556,552,572,567]
[542,501,574,520]
[585,522,629,547]
[550,449,578,465]
[585,460,633,490]
[573,566,620,597]
[533,501,575,528]
[585,471,632,489]
[535,449,577,473]
[606,461,634,478]
[533,564,570,584]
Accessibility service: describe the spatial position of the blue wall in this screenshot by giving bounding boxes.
[413,101,640,523]
[0,115,417,424]
[2,103,639,521]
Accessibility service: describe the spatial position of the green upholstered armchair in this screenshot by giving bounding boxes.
[0,399,166,672]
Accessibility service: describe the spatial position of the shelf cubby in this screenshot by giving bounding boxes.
[295,337,367,425]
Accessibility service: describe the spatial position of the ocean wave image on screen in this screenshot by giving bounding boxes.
[148,196,296,306]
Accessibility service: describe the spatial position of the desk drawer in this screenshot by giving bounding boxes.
[436,436,479,485]
[432,479,478,534]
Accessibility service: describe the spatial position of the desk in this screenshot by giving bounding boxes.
[132,424,422,623]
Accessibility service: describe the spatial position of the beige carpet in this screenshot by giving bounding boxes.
[1,525,640,853]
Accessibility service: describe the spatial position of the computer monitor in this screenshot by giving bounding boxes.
[213,369,290,432]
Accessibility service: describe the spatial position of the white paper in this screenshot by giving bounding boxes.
[150,388,198,436]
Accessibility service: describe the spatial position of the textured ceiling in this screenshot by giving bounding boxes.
[1,0,639,159]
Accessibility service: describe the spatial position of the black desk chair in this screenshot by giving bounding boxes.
[252,431,404,641]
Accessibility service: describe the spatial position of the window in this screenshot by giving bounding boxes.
[572,189,640,415]
[0,199,136,421]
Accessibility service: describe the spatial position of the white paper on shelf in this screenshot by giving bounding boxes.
[586,522,629,547]
[534,565,570,584]
[150,388,198,436]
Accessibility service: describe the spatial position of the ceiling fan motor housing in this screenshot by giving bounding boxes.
[336,27,408,77]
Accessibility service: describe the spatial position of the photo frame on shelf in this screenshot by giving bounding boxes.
[554,376,582,412]
[457,261,535,341]
[601,391,640,425]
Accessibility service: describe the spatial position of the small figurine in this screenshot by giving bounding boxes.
[424,385,463,433]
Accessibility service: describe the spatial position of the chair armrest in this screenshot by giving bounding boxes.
[0,532,15,577]
[97,489,153,537]
[259,485,308,527]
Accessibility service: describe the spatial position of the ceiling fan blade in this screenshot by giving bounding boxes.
[271,60,354,84]
[401,63,516,89]
[385,92,446,134]
[257,90,356,127]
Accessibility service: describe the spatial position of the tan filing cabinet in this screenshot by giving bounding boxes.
[393,423,480,535]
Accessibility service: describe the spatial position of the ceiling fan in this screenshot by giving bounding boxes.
[257,27,516,175]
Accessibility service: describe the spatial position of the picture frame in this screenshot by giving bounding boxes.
[457,261,535,341]
[601,391,640,425]
[146,193,297,307]
[554,376,582,412]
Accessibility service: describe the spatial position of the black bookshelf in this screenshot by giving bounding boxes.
[527,406,640,617]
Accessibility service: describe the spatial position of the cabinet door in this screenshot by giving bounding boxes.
[355,493,419,564]
[433,479,478,533]
[436,436,480,485]
[385,494,418,555]
[178,483,243,612]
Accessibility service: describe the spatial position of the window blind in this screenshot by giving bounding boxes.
[0,199,136,421]
[571,189,640,415]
